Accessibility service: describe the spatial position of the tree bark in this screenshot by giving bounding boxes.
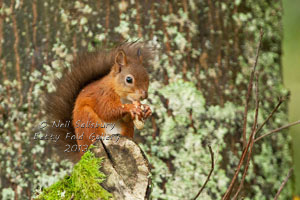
[0,0,292,199]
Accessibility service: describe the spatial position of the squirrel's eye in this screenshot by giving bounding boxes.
[126,76,133,84]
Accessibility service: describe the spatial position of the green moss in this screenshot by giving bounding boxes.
[36,151,113,200]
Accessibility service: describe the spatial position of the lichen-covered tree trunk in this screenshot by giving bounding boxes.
[0,0,292,199]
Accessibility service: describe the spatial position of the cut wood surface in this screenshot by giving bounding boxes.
[91,136,151,200]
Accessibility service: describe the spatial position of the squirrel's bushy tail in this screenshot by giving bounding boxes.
[45,50,112,161]
[44,42,155,161]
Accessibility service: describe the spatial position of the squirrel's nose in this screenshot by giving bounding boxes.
[141,91,148,100]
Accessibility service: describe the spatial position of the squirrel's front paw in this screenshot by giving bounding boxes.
[141,104,152,119]
[124,104,143,120]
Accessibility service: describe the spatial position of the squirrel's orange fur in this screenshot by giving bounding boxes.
[45,42,154,161]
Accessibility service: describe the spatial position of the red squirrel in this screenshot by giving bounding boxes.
[45,42,154,161]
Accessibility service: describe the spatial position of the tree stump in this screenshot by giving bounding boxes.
[91,135,151,200]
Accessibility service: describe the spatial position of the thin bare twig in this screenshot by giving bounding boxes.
[233,72,260,200]
[255,96,285,136]
[254,120,300,142]
[274,168,293,200]
[232,94,288,199]
[222,29,263,200]
[242,29,264,148]
[193,145,214,200]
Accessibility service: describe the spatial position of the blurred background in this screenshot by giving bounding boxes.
[0,0,299,199]
[283,0,300,196]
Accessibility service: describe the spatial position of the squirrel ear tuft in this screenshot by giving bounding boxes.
[115,50,127,66]
[137,48,143,62]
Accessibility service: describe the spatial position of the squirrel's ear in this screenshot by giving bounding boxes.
[137,48,143,62]
[115,50,127,66]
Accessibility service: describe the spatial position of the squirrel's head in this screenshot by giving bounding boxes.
[111,49,149,102]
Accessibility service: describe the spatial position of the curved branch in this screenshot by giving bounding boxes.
[193,145,215,200]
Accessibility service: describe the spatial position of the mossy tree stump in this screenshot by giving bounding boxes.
[91,136,151,200]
